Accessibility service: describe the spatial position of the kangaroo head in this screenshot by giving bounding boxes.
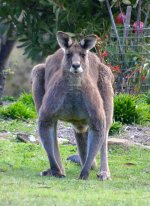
[57,32,97,74]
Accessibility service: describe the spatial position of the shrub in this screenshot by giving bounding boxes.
[18,93,35,109]
[0,102,36,120]
[0,93,36,120]
[137,90,150,105]
[109,121,123,136]
[136,103,150,125]
[114,94,138,124]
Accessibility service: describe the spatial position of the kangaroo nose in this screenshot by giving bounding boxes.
[72,64,80,69]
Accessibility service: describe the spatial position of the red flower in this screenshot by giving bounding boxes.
[111,65,121,73]
[133,21,144,33]
[102,51,109,57]
[141,75,145,81]
[116,13,126,24]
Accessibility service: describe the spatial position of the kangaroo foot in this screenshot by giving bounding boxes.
[78,171,89,180]
[40,169,65,178]
[40,169,52,176]
[67,155,97,170]
[97,170,111,181]
[51,169,65,178]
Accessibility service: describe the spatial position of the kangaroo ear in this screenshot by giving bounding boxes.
[80,35,97,50]
[57,31,73,49]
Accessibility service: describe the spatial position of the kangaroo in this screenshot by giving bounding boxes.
[31,32,114,180]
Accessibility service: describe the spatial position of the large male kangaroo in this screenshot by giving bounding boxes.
[31,32,114,180]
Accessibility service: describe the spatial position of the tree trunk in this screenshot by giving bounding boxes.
[0,39,15,104]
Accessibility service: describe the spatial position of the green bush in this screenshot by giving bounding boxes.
[114,93,150,125]
[136,103,150,125]
[0,93,36,120]
[18,93,35,109]
[114,94,138,124]
[137,90,150,105]
[109,121,123,136]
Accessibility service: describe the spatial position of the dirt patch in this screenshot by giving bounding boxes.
[116,125,150,146]
[57,121,75,144]
[1,121,149,146]
[0,132,10,140]
[57,121,150,146]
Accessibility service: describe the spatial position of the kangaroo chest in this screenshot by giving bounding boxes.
[58,90,89,123]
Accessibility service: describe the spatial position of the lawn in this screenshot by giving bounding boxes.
[0,124,150,206]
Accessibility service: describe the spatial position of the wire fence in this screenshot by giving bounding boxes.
[106,26,150,93]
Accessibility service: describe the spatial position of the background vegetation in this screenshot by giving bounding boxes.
[0,0,149,61]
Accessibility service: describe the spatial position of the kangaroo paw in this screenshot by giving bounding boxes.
[40,169,52,176]
[51,170,66,178]
[97,171,111,181]
[40,169,65,178]
[78,171,89,180]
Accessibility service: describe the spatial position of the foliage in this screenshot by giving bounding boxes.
[114,93,150,125]
[114,94,138,124]
[96,27,150,93]
[136,103,150,124]
[0,93,36,120]
[1,96,16,102]
[0,0,149,61]
[0,0,108,60]
[109,121,123,135]
[137,90,150,105]
[18,92,35,108]
[0,140,150,206]
[0,101,36,120]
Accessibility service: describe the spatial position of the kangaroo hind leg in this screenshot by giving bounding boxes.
[68,125,96,170]
[38,120,65,178]
[31,64,45,113]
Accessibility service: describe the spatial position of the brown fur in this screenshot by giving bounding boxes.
[31,32,114,180]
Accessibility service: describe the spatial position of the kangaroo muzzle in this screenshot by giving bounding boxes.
[70,63,83,74]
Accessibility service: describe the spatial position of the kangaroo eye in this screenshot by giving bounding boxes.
[80,53,85,58]
[66,53,72,58]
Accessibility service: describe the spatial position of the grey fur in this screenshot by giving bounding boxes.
[31,31,114,180]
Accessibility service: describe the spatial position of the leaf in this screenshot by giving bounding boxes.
[17,41,31,48]
[133,0,139,8]
[122,0,131,5]
[18,38,29,42]
[38,21,49,32]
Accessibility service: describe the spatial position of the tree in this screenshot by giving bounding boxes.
[0,23,15,103]
[0,0,149,100]
[0,0,149,61]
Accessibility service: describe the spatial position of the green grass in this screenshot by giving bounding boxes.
[0,119,36,134]
[109,121,123,135]
[0,93,150,205]
[0,139,150,206]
